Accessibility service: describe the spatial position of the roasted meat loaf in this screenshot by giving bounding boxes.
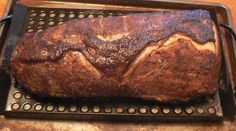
[9,9,221,102]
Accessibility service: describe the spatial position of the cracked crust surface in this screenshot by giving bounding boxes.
[10,10,221,102]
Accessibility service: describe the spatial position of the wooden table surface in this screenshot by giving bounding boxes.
[0,0,236,131]
[0,0,7,17]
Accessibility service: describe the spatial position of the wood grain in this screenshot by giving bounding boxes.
[0,0,235,131]
[0,0,7,17]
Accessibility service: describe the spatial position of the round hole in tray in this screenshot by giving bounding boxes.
[69,13,75,19]
[88,14,94,19]
[116,106,124,113]
[49,13,56,18]
[185,107,194,114]
[150,106,159,114]
[98,13,104,18]
[25,94,31,99]
[127,107,136,114]
[174,107,182,114]
[98,15,103,18]
[28,20,35,25]
[69,105,77,112]
[34,103,43,111]
[78,14,85,19]
[93,106,100,113]
[162,107,170,114]
[37,27,43,32]
[38,20,45,25]
[139,106,147,114]
[26,28,34,33]
[57,105,66,112]
[81,105,89,112]
[48,21,55,26]
[40,12,46,17]
[46,104,54,112]
[118,13,123,16]
[208,107,216,114]
[104,106,112,113]
[23,103,31,111]
[11,103,20,110]
[59,13,65,18]
[108,12,113,17]
[13,92,22,99]
[58,21,64,25]
[30,12,37,17]
[196,107,204,114]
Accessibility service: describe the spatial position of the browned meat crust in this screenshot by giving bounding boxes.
[10,10,221,102]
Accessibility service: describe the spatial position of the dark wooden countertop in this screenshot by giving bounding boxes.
[0,0,235,130]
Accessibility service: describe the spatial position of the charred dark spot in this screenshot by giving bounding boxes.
[13,10,215,74]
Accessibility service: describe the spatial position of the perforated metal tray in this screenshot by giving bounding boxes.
[0,0,236,122]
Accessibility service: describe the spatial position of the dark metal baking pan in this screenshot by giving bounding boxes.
[0,0,235,122]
